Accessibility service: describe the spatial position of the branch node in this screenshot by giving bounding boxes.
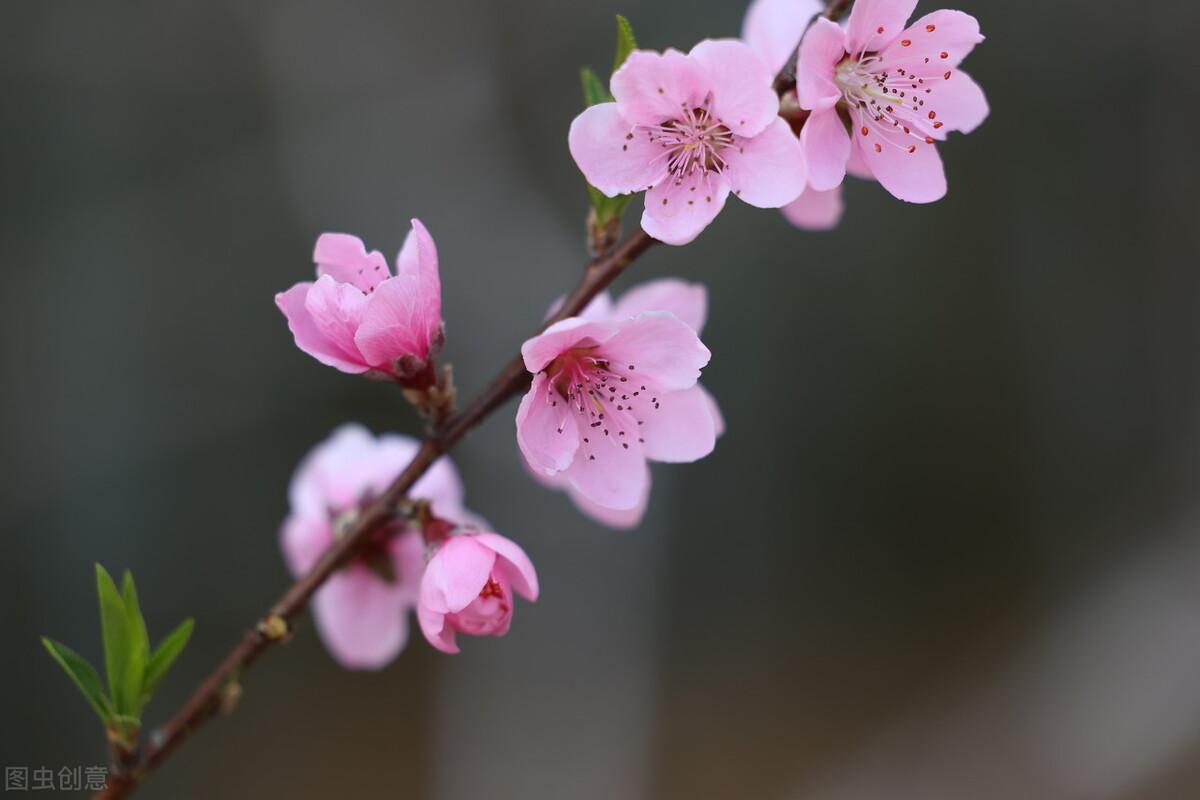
[256,615,291,642]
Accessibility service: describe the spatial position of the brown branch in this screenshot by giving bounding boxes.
[93,228,655,800]
[823,0,852,20]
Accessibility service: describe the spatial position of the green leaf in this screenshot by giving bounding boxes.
[580,67,612,107]
[142,617,194,702]
[121,571,150,668]
[116,644,146,718]
[95,564,133,710]
[613,15,638,73]
[42,637,112,722]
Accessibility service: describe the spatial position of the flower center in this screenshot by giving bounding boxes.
[543,346,662,464]
[641,102,734,178]
[834,53,947,155]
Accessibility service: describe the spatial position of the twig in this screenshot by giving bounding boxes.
[823,0,852,20]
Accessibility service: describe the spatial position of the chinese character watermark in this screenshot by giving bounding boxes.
[4,766,106,792]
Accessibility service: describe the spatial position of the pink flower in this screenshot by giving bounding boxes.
[515,291,717,520]
[280,424,471,669]
[568,40,807,246]
[528,280,724,529]
[795,0,988,203]
[276,218,443,381]
[417,532,539,654]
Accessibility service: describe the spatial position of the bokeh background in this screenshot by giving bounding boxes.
[3,0,1199,797]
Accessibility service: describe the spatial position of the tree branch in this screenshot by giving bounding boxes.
[94,228,656,799]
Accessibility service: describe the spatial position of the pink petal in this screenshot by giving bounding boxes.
[564,434,650,511]
[355,276,432,368]
[846,141,875,179]
[312,567,412,670]
[408,451,467,522]
[313,233,391,294]
[612,279,708,334]
[524,451,651,530]
[417,603,457,654]
[472,532,539,602]
[688,39,779,139]
[924,69,989,136]
[640,384,718,463]
[640,171,731,246]
[280,514,331,577]
[577,291,614,321]
[521,317,619,373]
[796,17,846,112]
[844,0,918,55]
[600,312,711,392]
[699,384,726,438]
[880,10,983,71]
[800,108,851,191]
[392,218,442,347]
[420,535,496,614]
[742,0,825,76]
[543,291,614,323]
[611,49,706,127]
[276,282,370,374]
[568,103,669,197]
[857,130,946,203]
[302,275,371,370]
[287,424,382,516]
[516,371,581,475]
[781,185,845,230]
[724,117,807,208]
[387,529,428,605]
[567,479,650,530]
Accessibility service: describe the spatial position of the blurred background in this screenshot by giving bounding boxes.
[2,0,1199,797]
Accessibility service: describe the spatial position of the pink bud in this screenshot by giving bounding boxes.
[275,219,444,380]
[417,532,539,654]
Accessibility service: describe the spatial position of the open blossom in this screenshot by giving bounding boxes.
[796,0,988,203]
[516,299,716,518]
[417,532,538,654]
[276,219,443,381]
[568,40,806,246]
[280,424,471,669]
[528,279,724,528]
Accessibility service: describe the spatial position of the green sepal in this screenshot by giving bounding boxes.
[588,189,634,228]
[41,637,113,722]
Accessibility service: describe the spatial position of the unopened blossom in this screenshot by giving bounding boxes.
[280,424,471,669]
[417,532,538,654]
[568,39,806,246]
[795,0,988,203]
[528,279,724,528]
[516,300,716,518]
[276,219,443,381]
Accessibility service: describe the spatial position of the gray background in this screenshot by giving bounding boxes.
[3,0,1199,798]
